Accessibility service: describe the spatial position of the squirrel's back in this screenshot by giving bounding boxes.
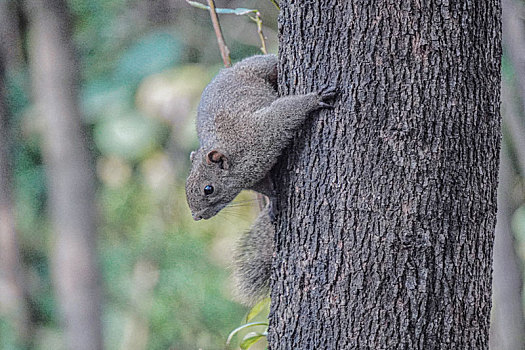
[196,55,278,150]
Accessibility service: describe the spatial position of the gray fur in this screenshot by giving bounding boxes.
[185,54,336,304]
[233,206,274,304]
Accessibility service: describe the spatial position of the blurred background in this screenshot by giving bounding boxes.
[0,0,524,349]
[0,1,277,349]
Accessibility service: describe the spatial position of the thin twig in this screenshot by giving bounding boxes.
[250,12,267,54]
[269,0,280,10]
[207,0,231,67]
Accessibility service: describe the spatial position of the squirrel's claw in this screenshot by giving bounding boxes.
[319,85,338,96]
[318,101,335,109]
[318,84,338,109]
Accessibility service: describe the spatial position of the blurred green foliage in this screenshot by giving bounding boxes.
[3,0,278,348]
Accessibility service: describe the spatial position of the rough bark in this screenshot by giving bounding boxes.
[490,144,525,350]
[26,1,103,349]
[270,1,501,349]
[0,37,31,346]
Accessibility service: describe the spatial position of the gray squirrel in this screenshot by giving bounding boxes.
[185,54,336,304]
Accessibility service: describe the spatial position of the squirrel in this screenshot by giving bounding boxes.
[185,54,336,304]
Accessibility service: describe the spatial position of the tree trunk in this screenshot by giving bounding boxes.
[270,1,502,349]
[26,1,103,349]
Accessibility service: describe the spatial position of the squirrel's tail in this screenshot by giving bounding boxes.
[233,206,274,305]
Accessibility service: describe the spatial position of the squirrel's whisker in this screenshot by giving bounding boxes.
[230,199,264,205]
[227,203,255,208]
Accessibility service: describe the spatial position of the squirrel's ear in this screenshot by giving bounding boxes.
[206,150,230,170]
[190,151,196,163]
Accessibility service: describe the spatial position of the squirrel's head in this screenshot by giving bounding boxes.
[185,149,242,220]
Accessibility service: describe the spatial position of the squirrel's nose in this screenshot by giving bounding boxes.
[192,214,202,221]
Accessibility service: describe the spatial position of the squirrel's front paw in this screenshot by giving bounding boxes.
[318,85,338,108]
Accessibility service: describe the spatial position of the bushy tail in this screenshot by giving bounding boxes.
[233,206,275,305]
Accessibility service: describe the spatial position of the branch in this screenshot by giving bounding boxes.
[249,12,268,55]
[206,0,231,67]
[269,0,280,10]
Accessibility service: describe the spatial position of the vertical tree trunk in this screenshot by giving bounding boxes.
[0,41,31,347]
[270,1,501,349]
[26,1,103,349]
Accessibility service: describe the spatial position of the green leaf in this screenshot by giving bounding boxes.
[240,332,265,350]
[226,322,268,345]
[245,297,271,322]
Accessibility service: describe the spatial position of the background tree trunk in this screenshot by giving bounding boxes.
[502,0,525,174]
[487,1,525,347]
[0,0,23,71]
[270,1,501,349]
[489,143,525,350]
[26,1,103,349]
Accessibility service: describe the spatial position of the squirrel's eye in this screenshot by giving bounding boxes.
[203,185,214,195]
